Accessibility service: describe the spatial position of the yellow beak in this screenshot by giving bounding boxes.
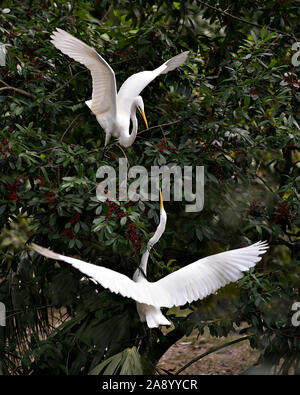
[159,190,164,212]
[140,108,149,129]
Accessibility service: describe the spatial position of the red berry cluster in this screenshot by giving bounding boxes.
[235,150,243,156]
[205,108,213,123]
[115,50,126,58]
[124,201,134,209]
[7,179,21,202]
[0,138,14,160]
[142,206,150,217]
[38,174,45,187]
[125,223,142,253]
[156,140,176,153]
[62,228,75,240]
[212,163,224,181]
[105,200,126,219]
[283,72,299,95]
[39,176,58,207]
[34,73,43,81]
[61,213,81,240]
[273,201,295,224]
[70,213,81,225]
[44,190,57,206]
[3,22,16,38]
[247,194,261,215]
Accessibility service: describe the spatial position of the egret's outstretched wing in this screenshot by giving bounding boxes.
[51,28,117,120]
[117,51,189,114]
[31,243,155,304]
[145,241,269,308]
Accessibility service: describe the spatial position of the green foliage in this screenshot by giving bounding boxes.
[0,0,299,375]
[89,346,152,375]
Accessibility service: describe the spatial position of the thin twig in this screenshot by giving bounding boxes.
[137,118,185,136]
[100,5,113,24]
[60,113,84,142]
[6,304,54,319]
[197,0,299,40]
[116,144,130,168]
[255,173,276,195]
[52,70,88,94]
[175,335,252,375]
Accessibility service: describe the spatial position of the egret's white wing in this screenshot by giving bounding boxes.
[144,241,269,308]
[117,51,189,114]
[51,28,117,120]
[31,243,155,305]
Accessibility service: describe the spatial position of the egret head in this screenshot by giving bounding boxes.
[135,96,148,129]
[143,190,167,257]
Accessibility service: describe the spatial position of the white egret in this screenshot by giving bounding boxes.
[31,192,268,328]
[50,28,189,148]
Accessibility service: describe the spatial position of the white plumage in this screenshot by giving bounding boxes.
[50,28,189,148]
[31,193,268,328]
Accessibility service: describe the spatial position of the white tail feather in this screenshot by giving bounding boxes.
[136,303,171,328]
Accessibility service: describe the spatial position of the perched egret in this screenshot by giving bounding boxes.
[50,28,189,148]
[31,193,268,328]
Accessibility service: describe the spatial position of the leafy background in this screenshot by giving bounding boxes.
[0,0,299,374]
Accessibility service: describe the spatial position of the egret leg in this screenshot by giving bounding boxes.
[100,145,107,160]
[101,133,111,160]
[141,322,148,339]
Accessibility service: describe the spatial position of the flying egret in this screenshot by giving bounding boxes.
[31,193,268,328]
[50,28,189,148]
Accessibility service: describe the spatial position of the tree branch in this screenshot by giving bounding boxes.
[0,80,36,99]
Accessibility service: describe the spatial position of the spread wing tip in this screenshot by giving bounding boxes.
[31,243,62,261]
[161,51,189,74]
[253,240,269,252]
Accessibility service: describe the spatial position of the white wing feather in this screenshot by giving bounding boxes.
[50,28,117,120]
[117,51,189,114]
[31,241,268,308]
[147,241,269,308]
